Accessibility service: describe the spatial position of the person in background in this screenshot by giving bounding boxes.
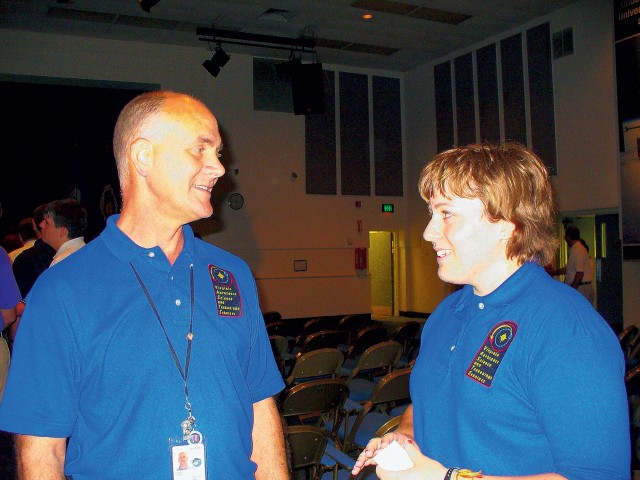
[1,234,22,255]
[548,225,595,305]
[40,198,87,266]
[352,142,628,480]
[8,217,37,263]
[0,90,288,479]
[12,204,55,297]
[0,247,20,397]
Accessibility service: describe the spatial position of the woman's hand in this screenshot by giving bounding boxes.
[376,438,448,479]
[352,433,448,480]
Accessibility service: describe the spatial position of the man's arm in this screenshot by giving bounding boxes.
[251,396,289,480]
[570,271,584,289]
[15,434,67,479]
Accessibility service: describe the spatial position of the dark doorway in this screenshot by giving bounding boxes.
[595,213,623,333]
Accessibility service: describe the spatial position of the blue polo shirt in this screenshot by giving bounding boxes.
[0,215,284,479]
[411,261,629,480]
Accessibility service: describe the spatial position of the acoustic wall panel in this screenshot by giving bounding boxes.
[340,72,370,195]
[373,76,403,197]
[454,53,476,146]
[527,22,557,174]
[434,61,454,152]
[501,34,527,145]
[476,44,500,143]
[305,71,336,194]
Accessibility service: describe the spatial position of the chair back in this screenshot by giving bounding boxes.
[279,378,349,429]
[391,321,421,358]
[266,320,296,339]
[626,364,640,397]
[373,414,402,437]
[346,325,388,360]
[338,314,371,345]
[269,335,288,375]
[286,348,344,386]
[369,366,411,406]
[339,367,412,452]
[301,317,340,337]
[286,424,329,480]
[620,325,640,358]
[263,310,282,324]
[346,340,402,383]
[299,329,340,355]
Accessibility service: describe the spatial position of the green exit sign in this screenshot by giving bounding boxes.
[382,203,394,213]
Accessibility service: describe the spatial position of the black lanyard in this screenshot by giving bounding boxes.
[130,262,196,434]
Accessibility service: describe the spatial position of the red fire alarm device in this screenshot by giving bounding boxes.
[355,248,367,270]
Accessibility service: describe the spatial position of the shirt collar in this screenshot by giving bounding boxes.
[101,214,196,264]
[453,261,544,311]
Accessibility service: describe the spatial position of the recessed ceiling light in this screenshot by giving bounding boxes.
[362,13,373,19]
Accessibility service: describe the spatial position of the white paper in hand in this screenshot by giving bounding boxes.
[372,440,414,471]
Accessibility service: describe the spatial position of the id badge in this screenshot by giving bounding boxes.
[169,431,207,480]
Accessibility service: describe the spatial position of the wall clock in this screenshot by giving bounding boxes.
[228,192,244,210]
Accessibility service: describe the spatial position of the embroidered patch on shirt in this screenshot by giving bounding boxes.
[209,265,243,317]
[465,321,517,388]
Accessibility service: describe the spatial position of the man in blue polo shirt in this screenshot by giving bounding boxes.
[0,91,288,479]
[352,142,629,480]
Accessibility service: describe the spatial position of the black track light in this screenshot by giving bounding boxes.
[202,44,230,77]
[202,59,220,77]
[212,47,230,68]
[137,0,161,13]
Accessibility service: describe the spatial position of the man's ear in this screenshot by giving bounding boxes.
[130,138,153,177]
[59,226,69,241]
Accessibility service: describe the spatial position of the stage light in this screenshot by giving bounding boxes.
[202,44,230,77]
[202,59,220,77]
[137,0,161,13]
[212,46,230,68]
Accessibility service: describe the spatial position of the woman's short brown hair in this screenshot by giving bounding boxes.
[418,142,558,266]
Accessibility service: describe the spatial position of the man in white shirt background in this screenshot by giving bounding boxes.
[550,224,594,305]
[40,199,87,266]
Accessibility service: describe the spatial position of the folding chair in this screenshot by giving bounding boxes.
[333,367,412,454]
[279,378,350,435]
[287,329,341,364]
[341,325,389,372]
[337,314,372,347]
[269,335,289,376]
[342,341,403,403]
[390,321,421,364]
[286,348,345,386]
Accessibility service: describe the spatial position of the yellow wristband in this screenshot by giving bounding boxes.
[458,469,482,478]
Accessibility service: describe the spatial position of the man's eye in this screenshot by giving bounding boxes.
[443,211,452,218]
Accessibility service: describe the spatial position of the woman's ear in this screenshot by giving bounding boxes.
[130,138,153,177]
[499,220,516,241]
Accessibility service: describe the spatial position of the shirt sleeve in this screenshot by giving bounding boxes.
[528,312,629,480]
[0,275,79,437]
[244,278,285,403]
[0,248,21,308]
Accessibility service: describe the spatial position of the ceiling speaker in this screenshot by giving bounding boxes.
[291,63,326,115]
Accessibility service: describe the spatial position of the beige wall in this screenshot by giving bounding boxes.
[1,0,638,325]
[402,0,640,328]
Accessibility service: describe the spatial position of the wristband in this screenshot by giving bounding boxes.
[444,467,483,479]
[444,468,459,480]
